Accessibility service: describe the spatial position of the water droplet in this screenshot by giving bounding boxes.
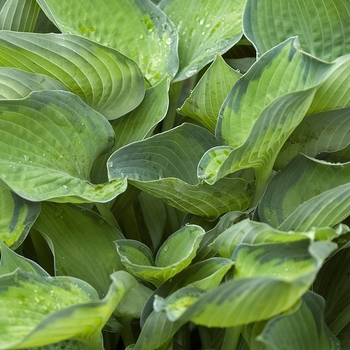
[62,185,68,189]
[199,19,205,25]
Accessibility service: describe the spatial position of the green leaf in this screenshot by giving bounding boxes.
[34,202,124,297]
[0,241,49,276]
[178,54,241,132]
[0,0,40,32]
[0,270,136,349]
[112,76,171,151]
[210,219,340,259]
[275,106,350,170]
[0,90,127,203]
[254,292,340,350]
[116,225,205,286]
[0,67,67,100]
[0,31,145,119]
[159,0,245,81]
[198,37,346,202]
[174,241,336,327]
[243,0,350,61]
[0,180,40,249]
[108,123,254,218]
[259,154,350,231]
[37,0,178,85]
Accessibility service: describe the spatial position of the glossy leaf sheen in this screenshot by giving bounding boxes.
[0,90,127,203]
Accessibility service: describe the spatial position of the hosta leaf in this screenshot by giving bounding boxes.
[0,90,127,203]
[37,0,178,85]
[108,123,254,218]
[0,31,145,119]
[173,241,336,327]
[0,180,40,249]
[0,270,136,349]
[250,292,339,350]
[210,219,340,259]
[159,0,245,81]
[198,38,344,200]
[259,154,350,231]
[112,75,171,151]
[0,0,40,32]
[0,67,67,100]
[116,225,205,286]
[0,241,48,276]
[275,106,350,170]
[34,202,124,297]
[243,0,350,61]
[178,55,241,132]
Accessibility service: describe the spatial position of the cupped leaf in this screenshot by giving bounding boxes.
[174,241,336,327]
[178,54,241,132]
[108,123,254,217]
[0,90,127,203]
[275,106,350,170]
[210,219,339,259]
[0,270,136,349]
[0,67,67,100]
[243,0,350,61]
[0,0,40,32]
[251,292,340,350]
[0,241,49,276]
[116,225,205,286]
[259,154,350,231]
[37,0,178,85]
[0,31,145,119]
[159,0,245,81]
[0,180,40,249]
[34,202,124,297]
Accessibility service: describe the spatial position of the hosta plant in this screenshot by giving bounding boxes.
[0,0,350,349]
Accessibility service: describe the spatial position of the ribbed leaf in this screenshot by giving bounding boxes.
[0,67,67,100]
[198,38,345,202]
[0,0,40,31]
[275,106,350,170]
[159,0,245,81]
[108,123,254,218]
[174,241,336,327]
[210,219,340,259]
[259,154,350,231]
[0,90,127,203]
[178,55,241,132]
[116,225,205,287]
[37,0,178,85]
[112,76,171,151]
[243,0,350,61]
[0,180,40,249]
[0,31,145,119]
[34,202,124,297]
[252,292,339,350]
[0,270,136,349]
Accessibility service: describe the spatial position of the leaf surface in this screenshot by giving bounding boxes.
[0,90,127,203]
[0,31,145,119]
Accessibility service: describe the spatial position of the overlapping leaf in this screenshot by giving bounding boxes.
[243,0,350,61]
[178,55,241,132]
[0,90,127,203]
[37,0,178,85]
[0,270,136,349]
[116,225,205,286]
[0,180,40,249]
[0,67,67,100]
[259,154,350,231]
[154,241,336,327]
[108,123,254,217]
[159,0,246,81]
[34,202,124,297]
[0,31,145,119]
[0,0,40,31]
